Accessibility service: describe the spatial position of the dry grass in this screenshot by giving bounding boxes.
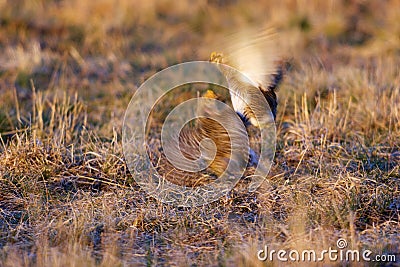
[0,0,399,266]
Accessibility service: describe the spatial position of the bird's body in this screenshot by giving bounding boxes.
[178,89,248,176]
[153,89,249,186]
[178,117,231,177]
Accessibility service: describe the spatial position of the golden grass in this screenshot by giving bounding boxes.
[0,0,399,266]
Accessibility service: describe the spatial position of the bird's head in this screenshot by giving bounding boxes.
[202,89,219,99]
[209,52,225,64]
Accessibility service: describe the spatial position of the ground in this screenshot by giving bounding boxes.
[0,0,399,266]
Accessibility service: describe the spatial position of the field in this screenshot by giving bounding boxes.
[0,0,399,266]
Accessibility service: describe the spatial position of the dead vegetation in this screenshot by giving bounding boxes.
[0,0,399,266]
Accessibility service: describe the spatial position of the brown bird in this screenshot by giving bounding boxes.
[156,89,249,186]
[155,29,284,186]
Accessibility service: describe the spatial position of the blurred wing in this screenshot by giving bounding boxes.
[210,28,281,123]
[220,68,276,126]
[215,28,280,87]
